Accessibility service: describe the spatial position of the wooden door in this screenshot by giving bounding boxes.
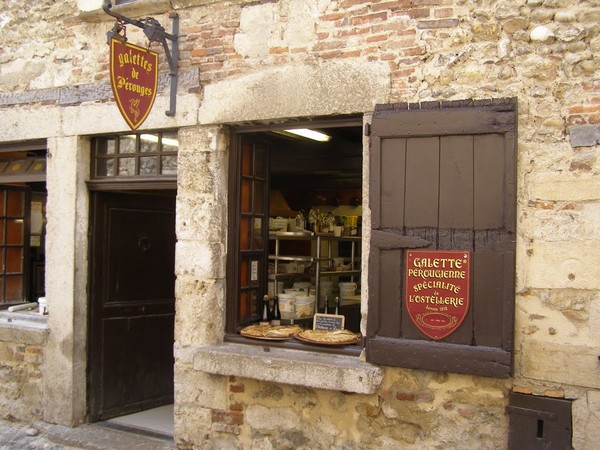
[89,191,176,421]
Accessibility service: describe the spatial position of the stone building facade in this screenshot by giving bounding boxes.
[1,0,599,448]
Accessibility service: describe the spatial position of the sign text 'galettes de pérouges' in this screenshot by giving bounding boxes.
[109,37,158,130]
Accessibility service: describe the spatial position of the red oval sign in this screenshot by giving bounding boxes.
[405,250,470,340]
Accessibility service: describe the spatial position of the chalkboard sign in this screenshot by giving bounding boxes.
[313,313,345,331]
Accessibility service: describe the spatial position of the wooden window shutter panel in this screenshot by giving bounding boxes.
[366,99,517,378]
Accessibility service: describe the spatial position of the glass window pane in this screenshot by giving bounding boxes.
[96,158,115,177]
[249,290,259,316]
[140,156,158,175]
[30,159,45,174]
[239,218,250,250]
[6,220,23,245]
[5,275,22,302]
[140,134,159,153]
[161,155,177,175]
[240,259,248,288]
[240,179,251,213]
[162,132,178,153]
[254,180,265,213]
[6,160,30,175]
[0,249,4,273]
[239,290,249,320]
[6,191,24,216]
[119,135,137,154]
[97,138,116,155]
[255,146,266,177]
[6,248,22,273]
[0,219,4,244]
[0,192,5,215]
[241,144,252,176]
[253,218,263,250]
[118,157,136,176]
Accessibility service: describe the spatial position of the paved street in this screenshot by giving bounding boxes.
[0,417,175,450]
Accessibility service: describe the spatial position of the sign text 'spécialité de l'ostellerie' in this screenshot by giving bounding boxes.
[405,250,471,340]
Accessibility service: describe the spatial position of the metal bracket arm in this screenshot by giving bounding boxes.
[102,0,179,117]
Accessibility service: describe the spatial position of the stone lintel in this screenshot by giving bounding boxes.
[193,343,383,395]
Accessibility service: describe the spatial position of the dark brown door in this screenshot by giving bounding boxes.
[89,191,176,421]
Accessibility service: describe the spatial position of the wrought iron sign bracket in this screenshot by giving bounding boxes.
[102,0,179,117]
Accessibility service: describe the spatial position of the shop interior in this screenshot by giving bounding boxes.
[262,122,363,332]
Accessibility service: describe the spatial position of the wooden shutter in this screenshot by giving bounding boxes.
[366,99,517,378]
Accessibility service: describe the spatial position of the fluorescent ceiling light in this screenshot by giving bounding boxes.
[281,128,332,142]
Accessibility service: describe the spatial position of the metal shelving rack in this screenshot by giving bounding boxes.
[268,231,361,310]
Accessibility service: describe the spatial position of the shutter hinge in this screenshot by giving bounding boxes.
[364,123,371,136]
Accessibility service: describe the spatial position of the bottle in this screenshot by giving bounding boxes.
[295,211,306,231]
[334,296,340,315]
[271,296,281,326]
[261,295,270,324]
[323,295,329,314]
[325,211,335,232]
[308,208,318,233]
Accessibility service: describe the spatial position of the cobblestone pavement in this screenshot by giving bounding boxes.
[0,417,176,450]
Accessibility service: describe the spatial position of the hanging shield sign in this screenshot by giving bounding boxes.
[109,38,158,130]
[405,250,471,340]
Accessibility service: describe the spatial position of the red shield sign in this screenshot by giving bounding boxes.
[109,38,158,130]
[405,250,470,340]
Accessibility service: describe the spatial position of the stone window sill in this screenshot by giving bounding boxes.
[0,311,49,345]
[192,342,384,394]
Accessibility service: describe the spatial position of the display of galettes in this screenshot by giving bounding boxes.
[239,324,360,345]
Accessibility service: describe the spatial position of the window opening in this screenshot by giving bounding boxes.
[227,119,364,350]
[91,131,178,179]
[0,143,47,307]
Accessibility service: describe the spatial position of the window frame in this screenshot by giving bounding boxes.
[89,130,178,191]
[224,119,365,357]
[0,140,48,307]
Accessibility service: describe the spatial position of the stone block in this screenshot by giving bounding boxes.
[569,124,600,147]
[245,404,299,431]
[175,240,225,280]
[175,277,224,346]
[176,194,226,242]
[519,340,600,389]
[198,60,390,125]
[525,241,600,289]
[0,106,61,142]
[61,93,200,136]
[572,390,600,450]
[175,364,228,410]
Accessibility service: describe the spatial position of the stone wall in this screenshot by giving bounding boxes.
[0,321,49,422]
[0,0,599,448]
[0,342,45,421]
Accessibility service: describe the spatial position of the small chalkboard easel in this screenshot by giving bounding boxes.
[313,313,345,330]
